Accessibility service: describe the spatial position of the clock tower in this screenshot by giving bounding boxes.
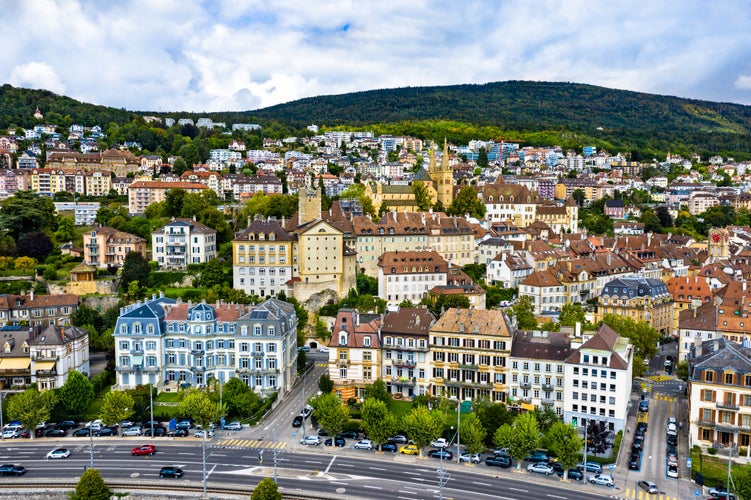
[707,228,729,263]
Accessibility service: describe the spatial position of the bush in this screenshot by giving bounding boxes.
[72,468,111,500]
[708,447,717,455]
[248,392,278,425]
[182,289,204,301]
[150,271,187,288]
[42,266,58,281]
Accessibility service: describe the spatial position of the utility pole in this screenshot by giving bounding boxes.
[582,420,588,484]
[202,430,207,498]
[0,391,4,441]
[456,401,461,464]
[437,451,450,500]
[300,368,306,437]
[89,420,94,469]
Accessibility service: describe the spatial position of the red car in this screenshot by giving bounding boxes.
[131,445,156,456]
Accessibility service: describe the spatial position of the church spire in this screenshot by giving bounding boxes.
[441,138,449,172]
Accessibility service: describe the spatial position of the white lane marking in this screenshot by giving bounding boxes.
[473,481,492,486]
[363,485,383,490]
[305,460,322,464]
[337,463,354,467]
[403,471,421,475]
[546,495,567,499]
[368,466,386,470]
[206,463,217,477]
[509,487,528,492]
[324,455,336,474]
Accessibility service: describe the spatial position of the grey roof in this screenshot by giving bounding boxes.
[601,277,669,298]
[690,337,751,378]
[28,325,88,347]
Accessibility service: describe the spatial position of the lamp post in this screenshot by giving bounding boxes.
[89,420,94,469]
[201,429,207,498]
[149,382,154,438]
[456,401,461,464]
[0,391,5,441]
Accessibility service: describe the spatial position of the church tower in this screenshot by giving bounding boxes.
[429,139,454,208]
[298,186,322,226]
[707,228,730,263]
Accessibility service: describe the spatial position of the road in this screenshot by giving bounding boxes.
[0,440,616,500]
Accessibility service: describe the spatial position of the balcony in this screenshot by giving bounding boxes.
[443,379,491,390]
[130,349,144,355]
[190,366,206,373]
[31,354,58,362]
[542,383,554,391]
[392,376,416,387]
[236,367,251,374]
[717,401,740,411]
[459,363,479,370]
[392,359,416,369]
[251,350,265,357]
[520,382,531,390]
[190,349,204,356]
[35,369,56,376]
[715,422,739,432]
[541,398,555,406]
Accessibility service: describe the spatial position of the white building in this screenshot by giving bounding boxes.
[29,325,90,391]
[152,218,217,270]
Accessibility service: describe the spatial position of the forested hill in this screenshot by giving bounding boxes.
[3,81,751,159]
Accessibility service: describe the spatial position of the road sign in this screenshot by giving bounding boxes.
[687,458,692,468]
[609,464,614,470]
[695,490,700,496]
[460,401,472,414]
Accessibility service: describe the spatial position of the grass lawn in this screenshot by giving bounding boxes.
[690,447,741,489]
[388,399,413,419]
[84,385,112,420]
[155,392,182,403]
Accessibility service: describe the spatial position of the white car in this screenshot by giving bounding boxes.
[225,421,243,431]
[430,438,448,448]
[319,346,330,353]
[588,473,615,487]
[194,429,214,439]
[1,430,19,439]
[353,439,374,450]
[300,435,321,446]
[459,453,481,463]
[46,448,71,459]
[527,463,554,475]
[122,426,143,436]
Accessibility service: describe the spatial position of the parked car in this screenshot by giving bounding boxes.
[317,428,330,436]
[430,438,448,449]
[2,423,23,432]
[300,435,321,446]
[639,400,649,412]
[638,481,659,494]
[578,461,603,473]
[168,429,189,437]
[459,453,481,463]
[159,466,184,478]
[292,416,303,427]
[381,443,397,453]
[353,439,374,450]
[318,346,329,353]
[631,441,643,453]
[132,445,156,456]
[1,430,19,439]
[527,462,554,475]
[525,451,550,463]
[18,430,31,439]
[122,426,143,437]
[667,463,679,478]
[72,428,91,437]
[225,421,242,431]
[666,434,677,446]
[564,469,583,480]
[667,423,677,436]
[324,437,346,447]
[428,449,453,460]
[85,419,103,431]
[151,427,167,437]
[299,346,310,352]
[629,453,641,470]
[339,430,358,439]
[399,444,420,455]
[708,487,736,499]
[46,448,71,459]
[45,429,66,438]
[194,429,214,439]
[636,422,648,433]
[176,420,193,430]
[0,464,26,476]
[389,435,409,444]
[120,421,134,429]
[54,420,77,430]
[588,473,615,487]
[300,405,314,418]
[485,456,512,468]
[96,427,116,437]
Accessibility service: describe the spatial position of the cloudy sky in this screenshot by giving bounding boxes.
[4,0,751,113]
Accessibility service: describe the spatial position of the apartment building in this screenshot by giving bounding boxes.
[0,292,78,327]
[83,226,147,268]
[232,218,295,299]
[596,277,674,335]
[152,218,217,270]
[29,324,90,391]
[429,308,512,403]
[378,250,449,306]
[380,307,436,398]
[688,338,751,451]
[327,309,382,401]
[509,329,571,416]
[564,324,634,433]
[128,181,208,215]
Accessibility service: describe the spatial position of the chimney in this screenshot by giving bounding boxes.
[575,321,581,337]
[30,288,34,302]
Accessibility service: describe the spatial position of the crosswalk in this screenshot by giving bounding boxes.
[315,362,328,367]
[653,394,677,402]
[619,488,680,500]
[213,438,287,450]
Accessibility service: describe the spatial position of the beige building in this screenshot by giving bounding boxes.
[83,226,147,269]
[378,250,449,306]
[128,180,209,214]
[380,307,436,399]
[429,308,512,402]
[596,277,674,335]
[232,218,295,299]
[327,309,382,401]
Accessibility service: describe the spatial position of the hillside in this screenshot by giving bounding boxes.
[3,81,751,159]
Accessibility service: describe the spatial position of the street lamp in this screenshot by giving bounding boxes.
[0,390,5,441]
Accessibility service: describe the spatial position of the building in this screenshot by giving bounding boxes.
[688,338,751,452]
[0,328,33,389]
[0,292,78,327]
[128,181,208,215]
[429,308,512,402]
[114,295,298,395]
[563,324,634,434]
[667,276,713,336]
[378,250,449,306]
[596,277,674,335]
[29,324,90,391]
[152,218,217,270]
[380,307,436,398]
[232,218,295,299]
[83,226,147,268]
[327,309,381,401]
[509,329,572,415]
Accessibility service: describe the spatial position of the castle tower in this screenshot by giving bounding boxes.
[429,139,454,208]
[298,186,322,226]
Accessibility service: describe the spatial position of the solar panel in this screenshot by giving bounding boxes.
[249,311,268,320]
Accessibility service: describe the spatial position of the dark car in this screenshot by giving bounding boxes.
[388,435,409,444]
[72,428,92,437]
[151,427,167,437]
[381,443,397,453]
[96,427,116,437]
[54,420,77,430]
[485,456,512,468]
[636,422,648,433]
[633,433,645,442]
[169,429,189,437]
[292,416,303,427]
[566,468,584,481]
[317,428,329,436]
[0,464,26,476]
[340,430,359,439]
[525,451,550,463]
[629,453,641,470]
[45,429,67,438]
[18,430,31,439]
[428,449,453,460]
[666,434,677,446]
[159,466,184,478]
[324,436,346,447]
[631,441,643,453]
[639,400,649,412]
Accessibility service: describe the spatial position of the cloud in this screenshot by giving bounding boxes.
[9,62,66,95]
[735,75,751,90]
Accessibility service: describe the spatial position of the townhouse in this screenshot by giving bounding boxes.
[378,250,449,306]
[327,309,382,401]
[152,218,217,270]
[29,324,90,391]
[596,277,674,335]
[84,226,147,268]
[232,218,295,299]
[128,180,209,215]
[0,292,78,327]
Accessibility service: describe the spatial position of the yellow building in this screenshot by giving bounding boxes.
[596,277,674,335]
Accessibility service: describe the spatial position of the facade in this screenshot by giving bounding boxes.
[232,218,295,298]
[152,218,217,269]
[0,292,78,327]
[596,277,674,335]
[667,276,713,335]
[563,324,634,434]
[83,226,147,268]
[128,181,208,215]
[688,338,751,451]
[429,308,512,402]
[0,328,33,389]
[380,307,436,398]
[509,329,571,416]
[378,250,449,306]
[29,324,90,391]
[114,295,298,396]
[327,309,382,401]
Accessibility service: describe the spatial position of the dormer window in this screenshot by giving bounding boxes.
[363,336,371,347]
[339,334,347,346]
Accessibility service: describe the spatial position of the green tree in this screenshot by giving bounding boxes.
[58,370,95,418]
[196,259,227,288]
[308,393,349,437]
[172,156,189,176]
[363,379,392,404]
[655,205,673,228]
[675,360,689,381]
[511,295,537,330]
[559,302,586,327]
[0,191,58,240]
[318,373,334,394]
[5,386,57,439]
[477,147,489,168]
[220,378,260,418]
[424,295,471,316]
[493,412,540,470]
[120,251,151,292]
[412,182,433,211]
[54,216,76,242]
[546,421,584,480]
[733,463,751,500]
[447,185,486,218]
[251,477,282,500]
[164,188,186,217]
[639,209,663,233]
[534,407,559,433]
[601,314,661,361]
[99,390,134,429]
[361,398,398,450]
[459,413,487,455]
[17,231,54,261]
[402,406,445,457]
[314,315,331,342]
[475,400,512,446]
[72,468,111,500]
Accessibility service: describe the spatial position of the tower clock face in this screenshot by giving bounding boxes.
[711,233,721,243]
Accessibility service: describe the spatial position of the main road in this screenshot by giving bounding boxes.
[1,440,615,500]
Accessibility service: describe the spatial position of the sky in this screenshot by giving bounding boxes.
[3,0,751,113]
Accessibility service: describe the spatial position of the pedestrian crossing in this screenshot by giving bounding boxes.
[213,438,287,449]
[619,488,681,500]
[315,362,328,367]
[646,375,674,382]
[653,394,677,402]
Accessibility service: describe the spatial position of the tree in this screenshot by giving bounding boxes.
[655,205,673,228]
[361,398,398,450]
[402,406,445,457]
[314,316,331,342]
[5,386,57,439]
[733,463,751,500]
[172,157,189,176]
[17,231,54,261]
[178,390,226,429]
[13,256,35,272]
[425,295,470,316]
[572,188,585,207]
[546,422,583,480]
[493,412,540,470]
[586,419,611,455]
[0,191,58,240]
[220,378,260,418]
[559,303,586,328]
[601,314,661,361]
[447,185,485,218]
[251,477,282,500]
[318,373,334,394]
[475,400,512,446]
[196,259,226,288]
[534,407,559,433]
[639,209,663,234]
[362,379,391,404]
[459,413,487,455]
[412,182,433,211]
[54,216,76,242]
[58,370,95,418]
[120,251,151,291]
[675,360,689,381]
[164,188,186,217]
[477,147,489,168]
[308,393,349,437]
[511,295,537,330]
[72,468,111,500]
[99,390,134,429]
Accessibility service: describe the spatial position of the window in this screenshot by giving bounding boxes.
[705,371,714,382]
[725,373,734,384]
[702,389,714,402]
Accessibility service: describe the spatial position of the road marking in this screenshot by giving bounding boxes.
[546,495,567,499]
[325,456,336,474]
[398,491,417,495]
[305,460,322,464]
[509,487,528,492]
[368,466,386,471]
[178,452,193,455]
[473,481,492,486]
[337,463,354,467]
[363,485,383,490]
[211,454,226,457]
[207,463,217,477]
[403,471,421,475]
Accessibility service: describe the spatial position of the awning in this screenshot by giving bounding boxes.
[34,361,56,371]
[521,402,535,412]
[0,358,31,370]
[132,355,144,366]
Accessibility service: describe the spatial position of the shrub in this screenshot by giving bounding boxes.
[42,266,58,281]
[72,468,111,500]
[708,447,717,455]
